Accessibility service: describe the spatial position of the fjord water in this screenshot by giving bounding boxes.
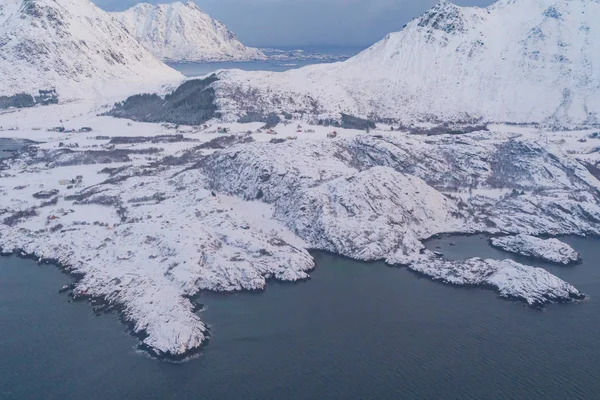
[168,59,329,76]
[167,47,361,76]
[2,235,600,400]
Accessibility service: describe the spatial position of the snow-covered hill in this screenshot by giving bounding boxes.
[0,0,182,101]
[112,2,265,62]
[215,0,600,127]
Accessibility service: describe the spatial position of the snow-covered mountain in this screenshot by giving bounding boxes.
[112,2,266,62]
[0,0,182,101]
[215,0,600,126]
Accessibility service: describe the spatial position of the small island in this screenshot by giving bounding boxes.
[490,235,581,265]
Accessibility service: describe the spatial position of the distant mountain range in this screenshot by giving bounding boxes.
[111,2,266,62]
[0,0,182,101]
[215,0,600,127]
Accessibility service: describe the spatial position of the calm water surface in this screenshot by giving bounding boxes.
[167,48,361,76]
[2,235,600,399]
[168,60,339,76]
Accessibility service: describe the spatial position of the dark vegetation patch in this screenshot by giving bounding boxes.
[317,114,376,131]
[40,196,59,208]
[3,208,38,226]
[341,113,376,130]
[128,193,167,205]
[398,123,489,136]
[107,75,219,125]
[198,135,254,150]
[47,148,162,168]
[237,112,281,128]
[99,166,131,177]
[317,118,341,128]
[109,134,191,145]
[0,90,58,110]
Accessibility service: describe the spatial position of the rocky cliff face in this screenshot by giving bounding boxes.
[112,2,265,62]
[0,0,182,101]
[214,0,600,127]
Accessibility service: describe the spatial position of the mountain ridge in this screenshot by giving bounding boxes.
[0,0,183,102]
[214,0,600,127]
[111,1,266,62]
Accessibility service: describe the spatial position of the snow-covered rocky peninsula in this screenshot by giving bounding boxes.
[409,258,583,307]
[2,100,600,358]
[490,235,581,265]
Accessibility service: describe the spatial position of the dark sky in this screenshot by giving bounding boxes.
[94,0,495,48]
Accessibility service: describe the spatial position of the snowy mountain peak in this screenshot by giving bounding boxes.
[416,1,467,34]
[0,0,182,101]
[184,1,201,10]
[112,1,266,62]
[215,0,600,127]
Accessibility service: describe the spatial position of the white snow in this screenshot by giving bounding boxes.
[112,2,266,62]
[409,257,583,306]
[213,0,600,126]
[490,234,581,265]
[0,0,183,101]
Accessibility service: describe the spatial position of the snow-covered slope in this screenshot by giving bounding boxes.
[112,2,265,62]
[0,0,182,101]
[215,0,600,126]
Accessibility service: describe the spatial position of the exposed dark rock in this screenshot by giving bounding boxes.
[33,189,59,199]
[40,196,59,208]
[270,138,287,144]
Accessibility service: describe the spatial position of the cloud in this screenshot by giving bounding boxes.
[94,0,495,47]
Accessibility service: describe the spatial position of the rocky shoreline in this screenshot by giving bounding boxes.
[490,235,582,265]
[2,115,600,359]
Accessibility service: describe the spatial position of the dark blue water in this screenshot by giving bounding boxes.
[167,48,361,77]
[2,235,600,399]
